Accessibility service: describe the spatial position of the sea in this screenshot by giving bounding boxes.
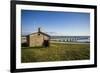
[50,36,90,43]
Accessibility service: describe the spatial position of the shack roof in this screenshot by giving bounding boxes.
[29,31,50,37]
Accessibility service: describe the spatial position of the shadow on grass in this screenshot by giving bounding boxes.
[22,46,49,49]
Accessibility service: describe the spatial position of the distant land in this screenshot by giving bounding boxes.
[21,31,90,37]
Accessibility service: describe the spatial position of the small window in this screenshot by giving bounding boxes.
[38,33,40,36]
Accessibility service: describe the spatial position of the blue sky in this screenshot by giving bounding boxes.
[21,10,90,36]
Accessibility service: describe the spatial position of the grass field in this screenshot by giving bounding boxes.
[21,43,90,63]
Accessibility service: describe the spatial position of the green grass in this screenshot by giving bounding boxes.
[21,43,90,63]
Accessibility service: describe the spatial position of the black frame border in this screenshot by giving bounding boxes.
[10,1,97,73]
